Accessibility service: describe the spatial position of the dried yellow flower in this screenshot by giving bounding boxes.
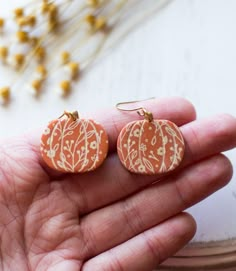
[47,21,56,31]
[31,79,43,92]
[14,54,25,68]
[0,87,10,101]
[18,15,36,27]
[47,4,58,30]
[87,0,99,7]
[16,30,29,43]
[95,16,107,31]
[85,14,96,27]
[48,4,58,19]
[14,8,24,18]
[60,80,71,95]
[28,15,37,27]
[85,14,107,31]
[60,51,70,64]
[35,46,46,62]
[0,18,5,28]
[0,46,8,60]
[36,65,47,79]
[17,17,27,27]
[30,36,40,46]
[67,62,80,79]
[41,2,50,14]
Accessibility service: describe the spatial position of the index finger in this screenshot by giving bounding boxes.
[26,97,196,175]
[86,97,196,152]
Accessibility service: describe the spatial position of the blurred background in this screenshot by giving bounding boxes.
[0,0,236,269]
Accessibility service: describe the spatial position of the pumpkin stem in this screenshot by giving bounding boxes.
[59,110,79,121]
[137,108,153,122]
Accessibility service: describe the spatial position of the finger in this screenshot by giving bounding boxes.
[86,97,196,152]
[63,114,236,214]
[25,97,196,178]
[80,154,232,258]
[82,213,196,271]
[27,97,196,157]
[181,114,236,165]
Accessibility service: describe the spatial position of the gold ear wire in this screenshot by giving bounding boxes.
[116,97,155,122]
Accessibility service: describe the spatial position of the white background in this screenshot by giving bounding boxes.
[0,0,236,243]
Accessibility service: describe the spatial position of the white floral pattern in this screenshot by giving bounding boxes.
[117,119,185,175]
[138,164,146,173]
[133,129,140,137]
[44,127,50,135]
[47,149,56,158]
[157,147,165,156]
[90,141,98,150]
[41,118,108,173]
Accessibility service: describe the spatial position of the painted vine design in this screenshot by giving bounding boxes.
[41,117,107,172]
[117,120,185,174]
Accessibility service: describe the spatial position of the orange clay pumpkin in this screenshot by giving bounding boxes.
[117,119,185,175]
[41,114,108,173]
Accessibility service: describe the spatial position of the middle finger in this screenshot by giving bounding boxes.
[80,153,232,259]
[62,114,236,214]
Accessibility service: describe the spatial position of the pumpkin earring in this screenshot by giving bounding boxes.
[40,111,109,173]
[116,100,185,175]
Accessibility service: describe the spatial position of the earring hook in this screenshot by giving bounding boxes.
[116,98,155,122]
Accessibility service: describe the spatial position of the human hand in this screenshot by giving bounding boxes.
[0,97,235,271]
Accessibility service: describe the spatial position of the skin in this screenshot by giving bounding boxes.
[0,97,235,271]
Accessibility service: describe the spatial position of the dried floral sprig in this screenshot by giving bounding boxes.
[0,86,10,105]
[0,0,169,105]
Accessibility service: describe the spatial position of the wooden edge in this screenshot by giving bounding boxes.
[159,239,236,270]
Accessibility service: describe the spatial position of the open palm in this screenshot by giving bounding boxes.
[0,98,235,271]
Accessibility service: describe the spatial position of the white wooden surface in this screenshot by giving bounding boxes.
[0,0,236,243]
